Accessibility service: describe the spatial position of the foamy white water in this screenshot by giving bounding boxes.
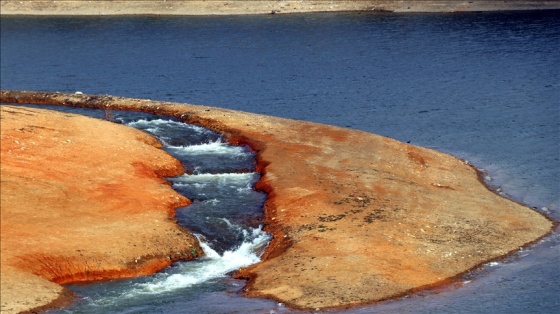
[62,117,270,310]
[168,140,248,156]
[171,172,259,189]
[127,118,208,135]
[7,11,558,313]
[86,226,270,308]
[134,226,269,294]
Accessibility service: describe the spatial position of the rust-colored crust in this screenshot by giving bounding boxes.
[0,101,203,313]
[1,90,556,312]
[235,223,559,312]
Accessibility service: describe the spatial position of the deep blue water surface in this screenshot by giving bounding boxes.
[1,10,559,313]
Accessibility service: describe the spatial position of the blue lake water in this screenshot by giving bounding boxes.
[1,10,559,313]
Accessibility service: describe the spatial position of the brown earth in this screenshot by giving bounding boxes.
[0,105,203,314]
[0,91,555,312]
[1,0,559,15]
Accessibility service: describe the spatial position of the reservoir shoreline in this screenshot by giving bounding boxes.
[1,90,555,312]
[1,0,560,16]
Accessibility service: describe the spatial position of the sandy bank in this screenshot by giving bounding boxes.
[0,105,203,314]
[0,91,555,312]
[1,0,559,15]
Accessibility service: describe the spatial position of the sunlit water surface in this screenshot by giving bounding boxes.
[1,10,558,313]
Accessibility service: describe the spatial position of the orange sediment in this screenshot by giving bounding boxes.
[0,105,202,314]
[0,91,554,312]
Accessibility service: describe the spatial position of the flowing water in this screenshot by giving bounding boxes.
[1,10,559,313]
[18,108,282,313]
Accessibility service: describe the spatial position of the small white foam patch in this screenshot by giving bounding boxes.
[168,140,247,156]
[205,198,221,205]
[219,218,244,234]
[171,173,259,189]
[127,118,204,130]
[127,118,209,134]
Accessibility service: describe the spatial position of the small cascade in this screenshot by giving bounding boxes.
[53,112,273,313]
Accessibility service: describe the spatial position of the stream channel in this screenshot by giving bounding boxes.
[32,107,281,313]
[2,11,558,313]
